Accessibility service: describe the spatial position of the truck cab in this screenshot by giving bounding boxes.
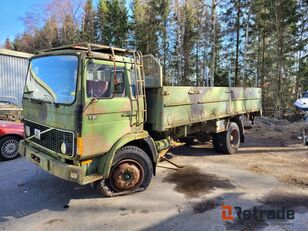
[19,44,157,196]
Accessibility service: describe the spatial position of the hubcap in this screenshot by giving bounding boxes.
[110,160,144,192]
[230,129,239,147]
[1,139,19,158]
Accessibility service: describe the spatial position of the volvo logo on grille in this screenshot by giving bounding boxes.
[34,129,41,140]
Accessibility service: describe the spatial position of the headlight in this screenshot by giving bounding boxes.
[60,142,67,154]
[25,125,31,137]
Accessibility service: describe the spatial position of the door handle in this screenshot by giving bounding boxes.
[121,112,131,117]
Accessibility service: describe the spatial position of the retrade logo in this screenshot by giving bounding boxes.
[222,205,234,221]
[221,205,295,222]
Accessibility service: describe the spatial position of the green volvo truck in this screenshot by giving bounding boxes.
[19,43,261,196]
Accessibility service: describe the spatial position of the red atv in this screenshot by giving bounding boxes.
[0,121,24,160]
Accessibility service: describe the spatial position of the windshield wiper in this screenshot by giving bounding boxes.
[24,90,34,94]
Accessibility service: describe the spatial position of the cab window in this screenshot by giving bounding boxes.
[86,62,125,98]
[114,70,125,95]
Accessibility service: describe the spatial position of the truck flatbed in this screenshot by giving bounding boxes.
[147,86,261,132]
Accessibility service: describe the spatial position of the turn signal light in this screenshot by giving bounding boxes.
[77,137,83,155]
[81,159,92,165]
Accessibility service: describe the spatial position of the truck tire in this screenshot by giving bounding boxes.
[212,133,223,152]
[0,136,21,161]
[99,146,153,196]
[221,122,240,154]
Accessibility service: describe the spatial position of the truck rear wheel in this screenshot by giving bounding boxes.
[99,146,153,196]
[221,122,240,154]
[212,122,240,154]
[212,133,223,152]
[0,136,21,161]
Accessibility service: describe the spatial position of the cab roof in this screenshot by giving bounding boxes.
[34,43,142,64]
[36,43,139,57]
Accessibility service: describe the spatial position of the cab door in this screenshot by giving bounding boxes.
[82,59,132,157]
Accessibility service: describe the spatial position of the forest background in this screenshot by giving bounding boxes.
[2,0,307,118]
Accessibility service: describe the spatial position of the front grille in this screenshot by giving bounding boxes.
[24,120,75,156]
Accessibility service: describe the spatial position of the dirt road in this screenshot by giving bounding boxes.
[1,118,308,230]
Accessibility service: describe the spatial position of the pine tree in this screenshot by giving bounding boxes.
[294,0,308,94]
[132,0,170,62]
[37,17,59,49]
[181,0,198,85]
[4,38,12,49]
[160,0,170,81]
[13,33,35,53]
[82,0,96,43]
[109,0,129,47]
[96,0,129,47]
[96,0,108,44]
[272,0,298,117]
[249,0,301,117]
[221,0,250,86]
[132,0,158,55]
[60,14,78,45]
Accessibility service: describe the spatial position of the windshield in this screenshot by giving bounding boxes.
[24,55,78,104]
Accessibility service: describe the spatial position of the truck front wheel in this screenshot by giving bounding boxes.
[99,146,153,196]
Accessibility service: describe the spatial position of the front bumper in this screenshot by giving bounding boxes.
[19,140,87,184]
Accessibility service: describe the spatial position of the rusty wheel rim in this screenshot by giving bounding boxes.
[110,160,144,192]
[230,129,239,148]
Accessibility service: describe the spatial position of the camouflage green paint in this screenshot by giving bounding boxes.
[22,51,84,161]
[19,140,86,183]
[81,59,144,158]
[21,48,150,184]
[97,131,150,177]
[147,86,262,132]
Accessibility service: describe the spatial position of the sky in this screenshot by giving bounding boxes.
[0,0,42,45]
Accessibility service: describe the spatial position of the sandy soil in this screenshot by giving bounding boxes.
[171,117,308,191]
